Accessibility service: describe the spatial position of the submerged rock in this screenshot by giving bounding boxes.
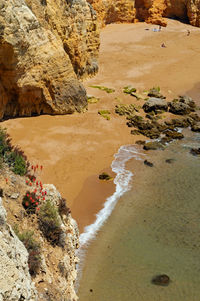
[152,274,170,286]
[144,160,154,167]
[165,130,184,139]
[165,158,175,164]
[190,148,200,156]
[143,141,164,150]
[161,136,174,145]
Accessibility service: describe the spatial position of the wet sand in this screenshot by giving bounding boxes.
[3,19,200,232]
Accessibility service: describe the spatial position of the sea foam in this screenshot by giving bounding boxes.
[79,144,145,247]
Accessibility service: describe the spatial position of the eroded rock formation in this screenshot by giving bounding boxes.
[0,197,38,300]
[0,167,80,300]
[0,0,100,119]
[88,0,200,27]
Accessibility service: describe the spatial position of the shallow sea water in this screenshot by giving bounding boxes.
[78,129,200,301]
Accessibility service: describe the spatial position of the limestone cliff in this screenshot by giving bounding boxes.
[0,197,37,300]
[0,0,100,119]
[88,0,200,27]
[0,167,79,301]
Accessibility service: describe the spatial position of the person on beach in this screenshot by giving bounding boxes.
[158,25,162,31]
[187,30,191,36]
[161,42,166,48]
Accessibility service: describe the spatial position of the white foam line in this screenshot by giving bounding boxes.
[79,145,145,248]
[75,145,146,290]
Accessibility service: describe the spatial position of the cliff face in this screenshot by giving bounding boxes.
[0,0,100,119]
[0,167,79,301]
[0,197,37,300]
[88,0,200,27]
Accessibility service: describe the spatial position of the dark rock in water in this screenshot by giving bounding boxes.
[144,160,154,167]
[147,88,165,99]
[152,274,170,286]
[130,129,140,135]
[99,172,112,181]
[190,148,200,156]
[135,140,146,145]
[143,97,168,113]
[165,158,175,164]
[161,136,174,145]
[191,122,200,132]
[143,141,164,150]
[165,130,184,139]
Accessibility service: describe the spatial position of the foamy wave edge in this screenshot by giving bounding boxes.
[79,144,145,248]
[75,145,145,289]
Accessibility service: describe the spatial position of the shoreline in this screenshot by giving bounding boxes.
[2,19,200,233]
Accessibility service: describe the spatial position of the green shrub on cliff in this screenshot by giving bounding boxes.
[38,200,63,246]
[0,127,27,175]
[14,226,41,276]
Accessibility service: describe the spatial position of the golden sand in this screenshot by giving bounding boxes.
[3,20,200,232]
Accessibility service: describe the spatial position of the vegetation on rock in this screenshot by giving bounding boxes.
[90,85,115,93]
[0,127,28,175]
[87,96,99,104]
[115,104,137,116]
[38,200,63,246]
[98,110,111,120]
[14,226,41,277]
[123,85,136,94]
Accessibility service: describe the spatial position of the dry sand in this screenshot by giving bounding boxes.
[3,19,200,232]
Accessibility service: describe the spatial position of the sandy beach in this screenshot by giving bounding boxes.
[3,19,200,232]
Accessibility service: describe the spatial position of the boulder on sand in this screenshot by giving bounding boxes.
[143,98,168,113]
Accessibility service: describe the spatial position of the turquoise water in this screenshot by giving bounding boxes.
[78,129,200,301]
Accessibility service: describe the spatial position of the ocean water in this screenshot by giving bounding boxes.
[78,129,200,301]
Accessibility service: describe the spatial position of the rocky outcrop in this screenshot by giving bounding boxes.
[0,197,38,300]
[143,97,168,113]
[87,0,136,25]
[89,0,200,27]
[0,166,79,301]
[0,0,100,119]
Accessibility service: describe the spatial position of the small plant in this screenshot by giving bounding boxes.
[90,85,115,94]
[38,200,63,246]
[59,198,70,217]
[22,191,40,214]
[98,110,111,120]
[123,86,136,94]
[14,226,41,276]
[87,96,99,104]
[0,127,28,175]
[12,154,27,175]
